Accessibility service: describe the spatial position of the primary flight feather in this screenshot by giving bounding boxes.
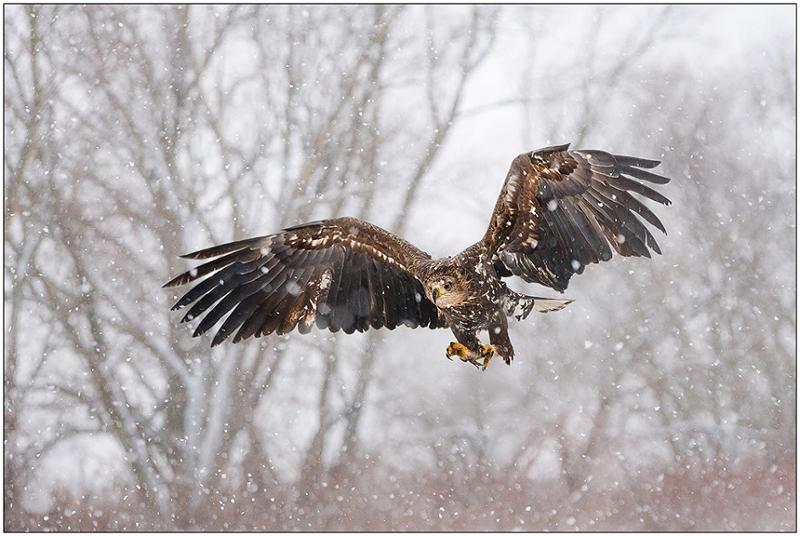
[164,144,670,369]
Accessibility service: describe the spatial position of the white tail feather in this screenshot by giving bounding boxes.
[532,297,573,313]
[504,290,573,321]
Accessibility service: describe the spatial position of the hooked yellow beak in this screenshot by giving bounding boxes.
[432,285,444,303]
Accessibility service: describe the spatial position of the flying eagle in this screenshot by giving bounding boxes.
[164,144,670,370]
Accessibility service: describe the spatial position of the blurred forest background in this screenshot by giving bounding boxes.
[4,5,795,531]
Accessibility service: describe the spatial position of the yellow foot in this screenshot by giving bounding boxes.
[446,342,482,368]
[446,342,470,360]
[480,344,497,370]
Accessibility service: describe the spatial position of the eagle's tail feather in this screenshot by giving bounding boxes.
[504,290,573,321]
[532,297,573,313]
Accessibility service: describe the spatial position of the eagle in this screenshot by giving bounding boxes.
[164,144,670,370]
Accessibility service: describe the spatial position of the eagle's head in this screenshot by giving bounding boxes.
[422,261,472,309]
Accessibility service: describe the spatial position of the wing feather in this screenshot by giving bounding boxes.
[368,258,384,329]
[484,145,670,291]
[164,217,443,346]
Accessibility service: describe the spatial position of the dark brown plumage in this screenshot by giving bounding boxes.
[164,144,671,369]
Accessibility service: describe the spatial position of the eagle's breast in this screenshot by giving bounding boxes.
[440,248,505,330]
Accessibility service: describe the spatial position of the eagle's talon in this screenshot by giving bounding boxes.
[479,344,496,370]
[446,341,471,360]
[446,342,486,368]
[464,356,481,369]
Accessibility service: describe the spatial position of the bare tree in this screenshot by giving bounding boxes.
[5,4,502,528]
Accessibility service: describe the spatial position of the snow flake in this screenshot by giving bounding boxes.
[286,281,302,296]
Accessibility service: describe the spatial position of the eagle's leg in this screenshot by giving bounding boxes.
[479,344,496,371]
[487,314,515,367]
[446,327,482,368]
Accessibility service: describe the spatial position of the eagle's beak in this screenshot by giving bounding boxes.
[432,285,444,303]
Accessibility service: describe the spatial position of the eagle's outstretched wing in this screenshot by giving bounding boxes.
[164,217,443,346]
[483,143,671,292]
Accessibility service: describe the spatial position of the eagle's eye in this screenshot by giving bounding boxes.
[442,281,452,291]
